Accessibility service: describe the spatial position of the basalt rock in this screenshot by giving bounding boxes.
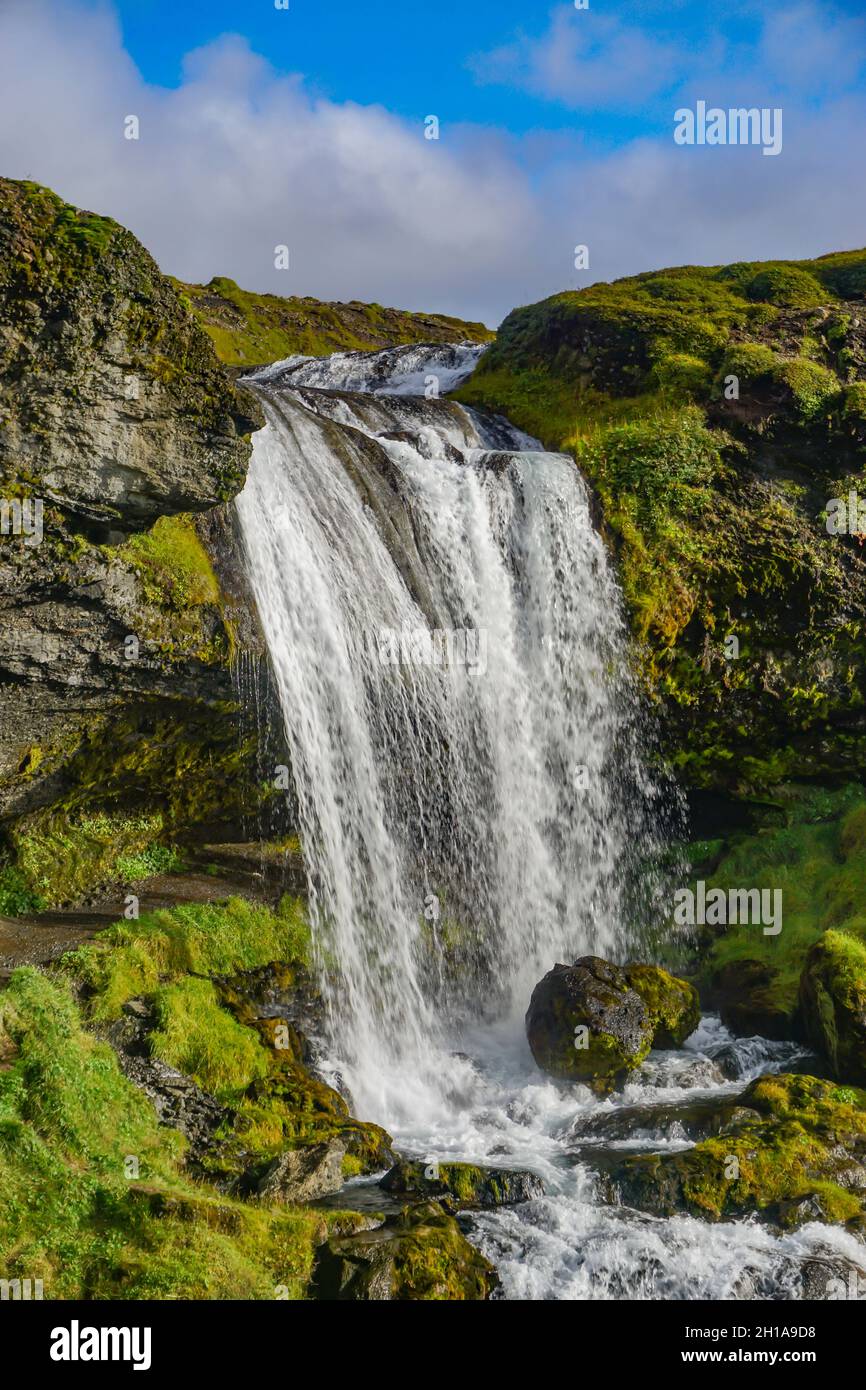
[0,179,267,889]
[525,956,699,1093]
[258,1137,348,1203]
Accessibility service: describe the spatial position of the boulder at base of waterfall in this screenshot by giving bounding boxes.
[623,963,701,1048]
[525,956,700,1093]
[311,1201,499,1301]
[799,931,866,1084]
[257,1137,348,1203]
[607,1073,866,1230]
[381,1159,544,1208]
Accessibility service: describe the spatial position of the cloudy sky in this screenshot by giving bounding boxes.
[0,0,864,326]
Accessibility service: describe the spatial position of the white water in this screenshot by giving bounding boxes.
[236,341,865,1299]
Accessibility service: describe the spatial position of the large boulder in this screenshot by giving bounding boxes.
[311,1201,499,1301]
[800,931,866,1083]
[525,956,699,1093]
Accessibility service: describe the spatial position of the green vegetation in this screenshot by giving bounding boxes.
[612,1073,866,1227]
[176,275,494,367]
[123,515,220,610]
[694,785,866,1027]
[67,896,312,1023]
[150,976,271,1100]
[6,810,168,908]
[458,249,866,797]
[0,967,368,1299]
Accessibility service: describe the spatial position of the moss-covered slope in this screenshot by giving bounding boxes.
[176,275,494,368]
[458,251,866,799]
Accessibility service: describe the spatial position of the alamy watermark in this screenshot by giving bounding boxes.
[0,497,43,547]
[376,627,488,677]
[674,102,783,157]
[674,881,782,935]
[826,490,866,538]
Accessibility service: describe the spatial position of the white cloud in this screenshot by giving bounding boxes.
[0,0,863,328]
[471,7,687,111]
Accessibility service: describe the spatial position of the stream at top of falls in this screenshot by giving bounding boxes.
[235,342,866,1300]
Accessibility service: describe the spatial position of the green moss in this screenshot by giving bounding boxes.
[0,967,362,1299]
[123,515,220,610]
[613,1073,866,1226]
[744,266,826,308]
[149,976,270,1100]
[625,963,701,1046]
[695,786,866,1022]
[7,809,167,908]
[65,895,312,1023]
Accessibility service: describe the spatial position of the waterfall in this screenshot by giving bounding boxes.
[235,343,678,1126]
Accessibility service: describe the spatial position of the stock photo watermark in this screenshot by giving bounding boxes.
[376,626,488,676]
[674,881,783,935]
[674,102,783,157]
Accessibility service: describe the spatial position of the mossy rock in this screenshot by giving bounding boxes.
[526,956,699,1092]
[624,962,700,1047]
[609,1073,866,1229]
[381,1160,544,1209]
[525,956,654,1093]
[310,1201,499,1300]
[800,931,866,1083]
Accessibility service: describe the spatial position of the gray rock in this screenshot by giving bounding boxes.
[257,1137,348,1203]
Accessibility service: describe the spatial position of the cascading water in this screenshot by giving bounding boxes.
[237,343,674,1121]
[235,342,866,1299]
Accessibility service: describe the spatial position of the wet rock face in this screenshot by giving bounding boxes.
[311,1201,499,1301]
[525,956,700,1093]
[707,959,796,1041]
[0,178,262,526]
[0,179,266,846]
[380,1159,544,1209]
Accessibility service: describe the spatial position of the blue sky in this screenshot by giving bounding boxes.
[0,0,864,324]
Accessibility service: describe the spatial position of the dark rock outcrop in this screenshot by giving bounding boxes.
[0,179,268,896]
[607,1073,866,1230]
[0,179,261,526]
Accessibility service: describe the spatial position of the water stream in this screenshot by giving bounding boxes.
[235,343,866,1299]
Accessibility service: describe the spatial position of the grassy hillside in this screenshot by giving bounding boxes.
[175,275,494,367]
[458,250,866,799]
